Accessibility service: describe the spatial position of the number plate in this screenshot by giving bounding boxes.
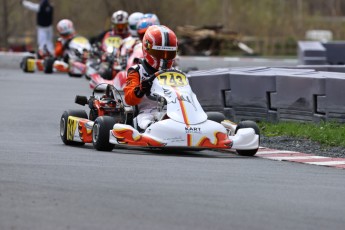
[157,71,188,87]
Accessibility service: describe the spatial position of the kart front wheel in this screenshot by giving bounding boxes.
[60,109,88,146]
[235,120,260,156]
[92,116,116,151]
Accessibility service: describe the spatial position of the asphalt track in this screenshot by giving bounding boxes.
[1,68,345,230]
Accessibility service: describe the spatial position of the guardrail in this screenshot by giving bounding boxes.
[188,67,345,123]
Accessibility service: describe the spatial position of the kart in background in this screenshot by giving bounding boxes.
[20,45,52,73]
[113,41,144,90]
[44,36,91,77]
[87,36,124,91]
[88,36,142,91]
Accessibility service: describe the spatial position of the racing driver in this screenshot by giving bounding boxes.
[123,25,178,131]
[54,19,76,61]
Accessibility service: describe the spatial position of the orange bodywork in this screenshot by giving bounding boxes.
[196,132,232,148]
[112,126,232,148]
[92,100,117,117]
[112,128,166,147]
[36,59,44,71]
[54,62,69,72]
[77,119,93,143]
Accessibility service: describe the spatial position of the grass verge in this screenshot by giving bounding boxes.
[258,121,345,148]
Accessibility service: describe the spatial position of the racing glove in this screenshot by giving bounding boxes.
[134,79,153,98]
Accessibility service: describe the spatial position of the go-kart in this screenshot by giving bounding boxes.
[87,36,124,91]
[20,45,52,73]
[60,69,260,156]
[60,83,133,147]
[44,35,91,77]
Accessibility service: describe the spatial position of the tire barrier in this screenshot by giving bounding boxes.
[188,67,345,123]
[298,41,345,65]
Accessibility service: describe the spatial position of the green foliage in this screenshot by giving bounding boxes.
[259,121,345,147]
[2,0,345,55]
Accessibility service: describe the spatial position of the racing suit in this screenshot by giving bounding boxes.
[54,35,75,61]
[124,60,158,130]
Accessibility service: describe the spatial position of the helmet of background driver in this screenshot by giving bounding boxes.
[56,19,75,39]
[111,10,129,35]
[128,12,144,37]
[136,18,155,41]
[142,13,160,25]
[142,25,178,70]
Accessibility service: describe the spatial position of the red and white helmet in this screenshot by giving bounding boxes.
[111,10,129,35]
[56,19,75,39]
[142,25,178,70]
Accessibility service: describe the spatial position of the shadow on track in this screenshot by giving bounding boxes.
[61,143,246,159]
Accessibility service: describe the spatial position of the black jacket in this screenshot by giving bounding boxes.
[37,0,53,27]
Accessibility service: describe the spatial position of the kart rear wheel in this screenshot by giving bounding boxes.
[44,57,55,74]
[235,120,260,156]
[92,116,115,151]
[60,109,88,146]
[21,56,35,73]
[206,111,225,123]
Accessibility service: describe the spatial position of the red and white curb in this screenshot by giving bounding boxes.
[256,148,345,169]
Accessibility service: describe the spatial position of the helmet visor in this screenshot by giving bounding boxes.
[60,32,73,39]
[148,46,177,60]
[129,25,137,30]
[115,23,128,30]
[60,31,71,36]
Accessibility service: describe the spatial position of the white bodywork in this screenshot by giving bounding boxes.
[109,70,259,150]
[66,36,91,62]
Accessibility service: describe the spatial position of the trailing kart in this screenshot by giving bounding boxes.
[44,36,91,76]
[60,69,260,156]
[60,84,133,149]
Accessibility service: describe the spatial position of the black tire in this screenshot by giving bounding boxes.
[21,56,35,73]
[92,116,116,151]
[68,72,83,77]
[101,68,113,80]
[235,120,260,156]
[60,109,88,146]
[206,111,225,123]
[44,57,55,74]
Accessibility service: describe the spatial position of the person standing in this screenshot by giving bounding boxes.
[22,0,54,56]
